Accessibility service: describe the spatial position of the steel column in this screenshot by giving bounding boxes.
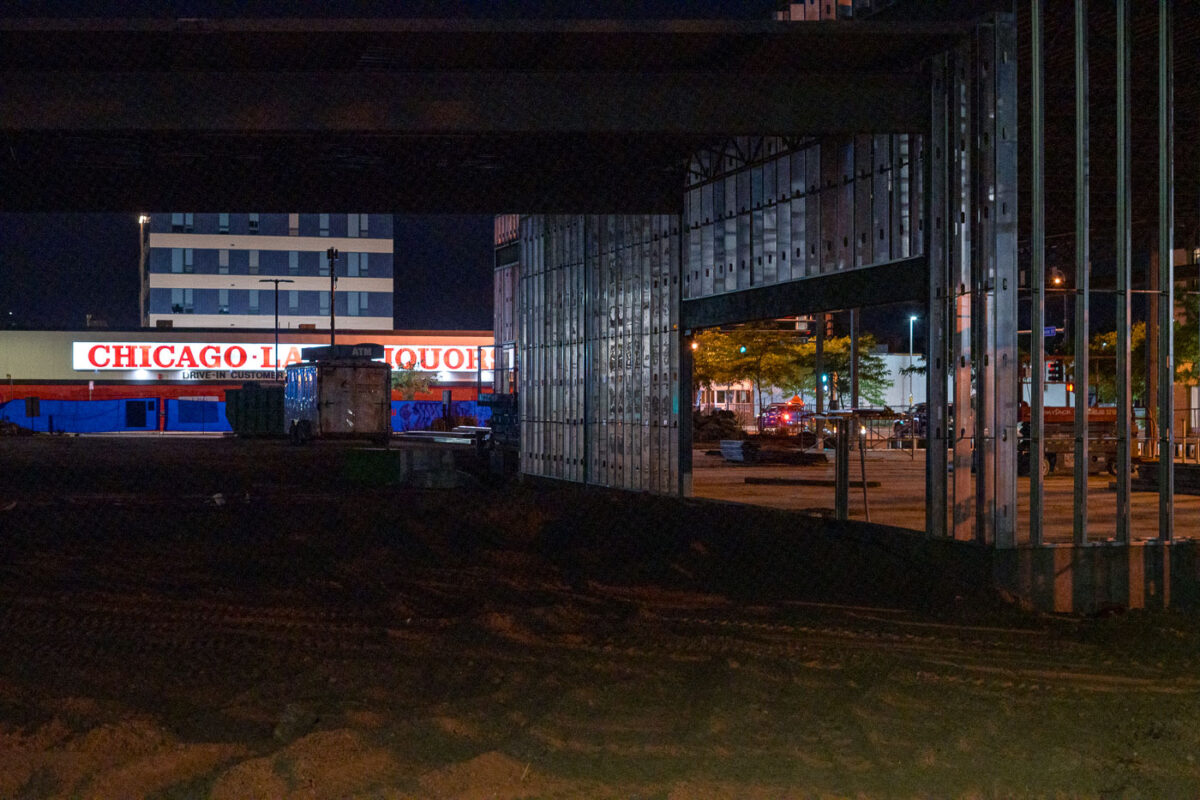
[849,308,859,411]
[926,52,951,540]
[950,41,975,543]
[1029,0,1046,546]
[1115,0,1132,542]
[1158,0,1174,541]
[1072,0,1090,546]
[835,418,850,520]
[989,14,1019,549]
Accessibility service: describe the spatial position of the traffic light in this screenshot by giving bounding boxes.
[738,345,747,354]
[820,373,829,386]
[824,313,834,338]
[1047,360,1064,382]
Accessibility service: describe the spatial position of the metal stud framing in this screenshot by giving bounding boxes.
[518,213,680,494]
[503,7,1188,557]
[926,51,951,540]
[1115,0,1132,543]
[682,135,925,304]
[1158,0,1174,541]
[1073,0,1090,546]
[1029,0,1046,546]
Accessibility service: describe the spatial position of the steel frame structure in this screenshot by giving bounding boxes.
[512,1,1187,558]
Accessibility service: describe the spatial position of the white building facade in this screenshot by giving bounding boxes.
[143,213,394,330]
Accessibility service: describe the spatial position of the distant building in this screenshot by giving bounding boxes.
[142,213,394,329]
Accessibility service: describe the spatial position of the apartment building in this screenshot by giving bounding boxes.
[142,212,393,329]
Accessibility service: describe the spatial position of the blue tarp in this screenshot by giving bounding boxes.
[0,398,159,433]
[0,397,488,435]
[166,399,232,433]
[391,400,492,432]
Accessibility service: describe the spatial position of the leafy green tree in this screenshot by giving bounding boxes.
[777,334,892,408]
[692,327,805,413]
[391,367,432,400]
[691,327,894,411]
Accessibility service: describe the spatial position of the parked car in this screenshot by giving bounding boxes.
[893,403,954,441]
[758,403,807,434]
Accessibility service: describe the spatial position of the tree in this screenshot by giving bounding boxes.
[692,327,806,414]
[777,334,892,408]
[391,367,432,400]
[691,327,894,411]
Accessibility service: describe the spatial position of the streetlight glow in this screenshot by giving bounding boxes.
[908,314,919,409]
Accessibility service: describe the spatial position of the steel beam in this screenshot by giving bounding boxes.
[1115,0,1132,543]
[926,52,951,540]
[976,13,1019,549]
[1029,0,1046,546]
[950,41,976,543]
[1158,0,1174,541]
[679,256,927,330]
[1,70,932,137]
[1073,0,1090,546]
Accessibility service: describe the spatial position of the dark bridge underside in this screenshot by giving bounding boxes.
[0,19,963,213]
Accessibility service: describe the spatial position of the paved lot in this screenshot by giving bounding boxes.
[693,447,1200,545]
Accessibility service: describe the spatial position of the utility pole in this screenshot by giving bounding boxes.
[326,248,339,347]
[258,278,294,380]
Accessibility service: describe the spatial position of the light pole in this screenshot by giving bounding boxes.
[908,314,918,406]
[259,278,294,380]
[326,248,339,348]
[137,214,149,326]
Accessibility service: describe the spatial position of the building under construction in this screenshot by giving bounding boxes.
[492,1,1200,611]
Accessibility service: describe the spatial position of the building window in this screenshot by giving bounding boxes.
[183,248,194,273]
[288,251,299,275]
[319,291,329,316]
[171,212,184,232]
[347,213,368,238]
[170,288,194,313]
[218,249,229,274]
[347,291,368,316]
[288,213,299,235]
[319,213,329,237]
[249,289,260,314]
[218,289,230,314]
[288,290,298,313]
[171,248,183,273]
[218,213,229,234]
[184,213,194,233]
[345,252,368,277]
[248,250,259,274]
[249,213,259,233]
[319,255,329,277]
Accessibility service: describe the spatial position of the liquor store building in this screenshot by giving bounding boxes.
[0,328,493,411]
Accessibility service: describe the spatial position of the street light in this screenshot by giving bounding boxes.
[137,214,150,326]
[259,278,294,380]
[908,314,918,407]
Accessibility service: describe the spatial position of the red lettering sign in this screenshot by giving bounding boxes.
[199,345,220,368]
[226,346,247,368]
[88,344,110,368]
[176,346,199,369]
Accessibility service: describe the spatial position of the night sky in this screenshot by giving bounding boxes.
[0,1,776,335]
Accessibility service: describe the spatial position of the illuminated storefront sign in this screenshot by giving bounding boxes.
[73,342,494,375]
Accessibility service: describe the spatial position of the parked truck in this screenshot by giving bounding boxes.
[1018,405,1125,477]
[285,343,391,444]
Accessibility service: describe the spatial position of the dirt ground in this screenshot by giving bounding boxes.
[1,435,1200,799]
